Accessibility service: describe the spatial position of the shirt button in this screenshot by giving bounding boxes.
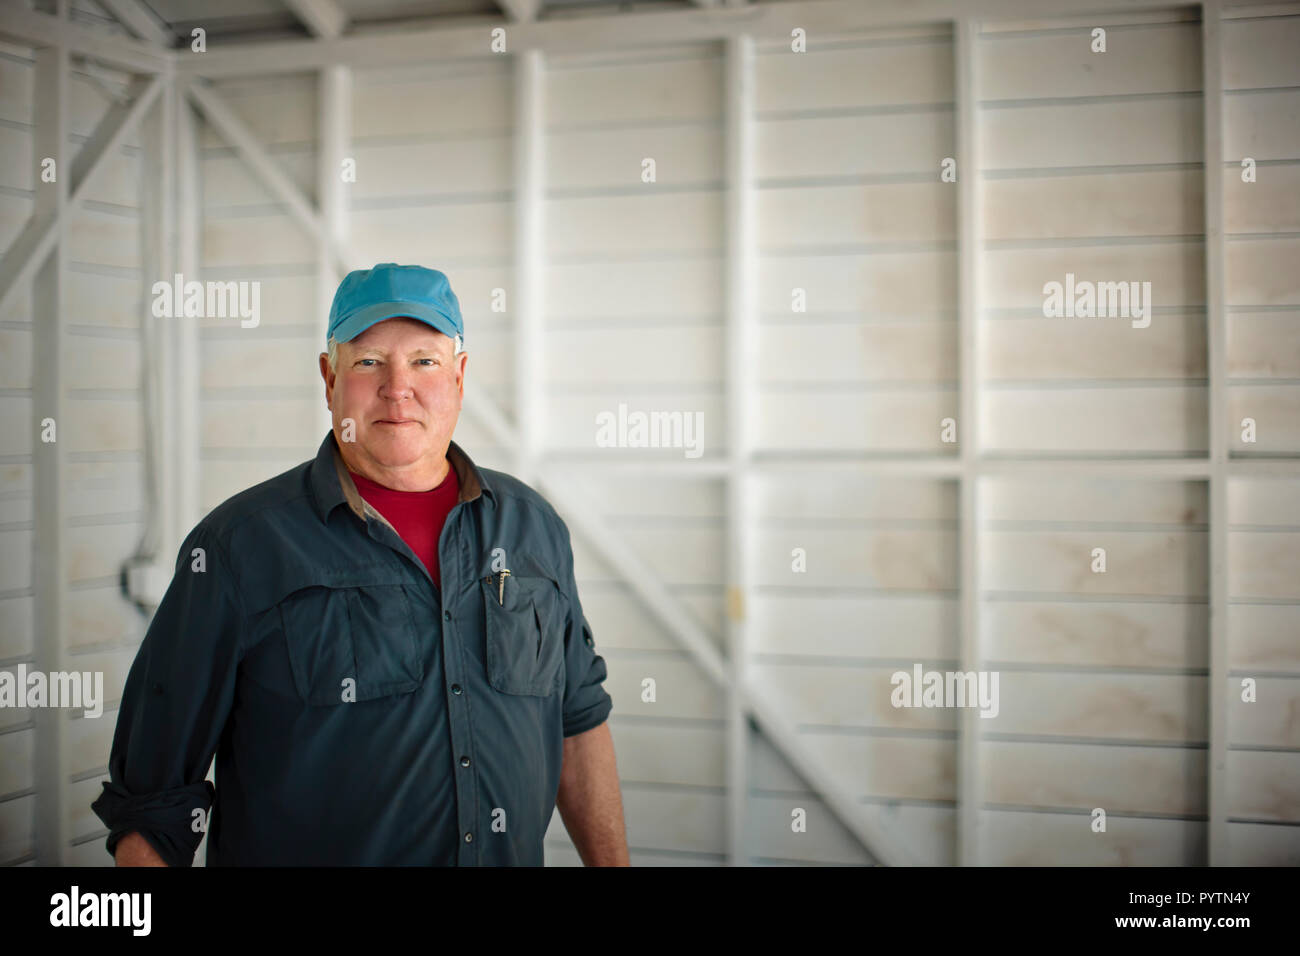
[464,832,473,843]
[444,610,452,621]
[451,684,462,695]
[459,755,470,767]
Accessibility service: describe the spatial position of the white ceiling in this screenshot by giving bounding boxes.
[116,0,698,43]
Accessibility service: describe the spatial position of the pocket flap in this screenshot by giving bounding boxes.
[482,574,564,697]
[279,584,424,706]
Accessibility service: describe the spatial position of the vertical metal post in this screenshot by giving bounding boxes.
[142,70,178,561]
[1201,0,1229,867]
[955,15,983,867]
[31,1,70,867]
[723,32,756,866]
[514,48,544,484]
[173,85,200,535]
[317,65,351,438]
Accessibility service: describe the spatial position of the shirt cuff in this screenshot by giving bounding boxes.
[563,692,613,738]
[91,779,215,868]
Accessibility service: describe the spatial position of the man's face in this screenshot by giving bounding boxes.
[319,317,467,487]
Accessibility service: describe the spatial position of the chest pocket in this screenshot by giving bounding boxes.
[278,583,424,706]
[482,572,564,697]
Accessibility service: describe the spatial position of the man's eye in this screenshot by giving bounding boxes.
[357,359,377,367]
[417,358,437,366]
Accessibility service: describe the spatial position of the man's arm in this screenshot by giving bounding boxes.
[91,523,244,868]
[555,721,629,866]
[115,831,168,867]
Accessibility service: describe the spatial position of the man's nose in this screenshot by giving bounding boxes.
[379,363,414,399]
[379,358,416,390]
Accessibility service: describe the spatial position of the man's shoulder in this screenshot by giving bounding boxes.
[187,459,315,550]
[477,465,569,533]
[477,466,579,580]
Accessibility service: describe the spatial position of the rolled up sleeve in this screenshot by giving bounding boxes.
[554,518,613,738]
[91,523,247,866]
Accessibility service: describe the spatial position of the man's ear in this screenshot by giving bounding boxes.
[319,352,334,409]
[455,350,468,400]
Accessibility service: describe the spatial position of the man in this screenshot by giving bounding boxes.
[93,263,628,866]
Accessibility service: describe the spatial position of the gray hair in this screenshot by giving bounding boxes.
[327,331,463,373]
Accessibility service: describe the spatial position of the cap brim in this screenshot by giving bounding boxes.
[331,300,460,344]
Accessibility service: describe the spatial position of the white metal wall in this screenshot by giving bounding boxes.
[1,0,1297,867]
[1219,9,1300,863]
[0,33,150,865]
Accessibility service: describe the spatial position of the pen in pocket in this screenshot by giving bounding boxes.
[487,568,510,605]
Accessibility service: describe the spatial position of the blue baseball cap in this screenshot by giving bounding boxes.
[327,263,463,348]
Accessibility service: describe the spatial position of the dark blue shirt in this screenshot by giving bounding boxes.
[92,431,613,866]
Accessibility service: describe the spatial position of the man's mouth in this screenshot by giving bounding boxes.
[376,419,419,426]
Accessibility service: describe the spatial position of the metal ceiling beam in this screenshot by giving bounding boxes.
[173,0,1187,77]
[95,0,172,48]
[2,0,1281,81]
[496,0,540,23]
[0,3,170,73]
[284,0,349,38]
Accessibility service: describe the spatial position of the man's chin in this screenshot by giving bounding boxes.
[365,422,424,442]
[358,431,442,465]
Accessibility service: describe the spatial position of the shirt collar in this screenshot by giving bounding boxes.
[309,429,492,524]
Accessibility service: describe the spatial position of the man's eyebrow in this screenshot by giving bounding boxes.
[351,346,444,357]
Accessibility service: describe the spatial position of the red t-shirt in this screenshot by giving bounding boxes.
[348,462,460,588]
